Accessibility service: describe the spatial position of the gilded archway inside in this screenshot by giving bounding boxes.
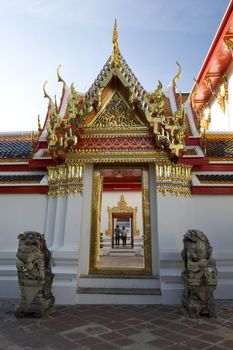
[105,194,139,237]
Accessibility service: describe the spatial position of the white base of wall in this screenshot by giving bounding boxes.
[160,251,233,304]
[0,249,79,305]
[0,279,20,299]
[77,274,161,304]
[52,281,77,304]
[0,250,232,305]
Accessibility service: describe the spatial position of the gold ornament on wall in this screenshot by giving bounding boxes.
[204,75,228,113]
[48,163,84,197]
[217,75,228,113]
[156,163,192,196]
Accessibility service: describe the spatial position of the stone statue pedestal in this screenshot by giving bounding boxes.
[182,274,217,318]
[15,232,55,318]
[181,229,218,318]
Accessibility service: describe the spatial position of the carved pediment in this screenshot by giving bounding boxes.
[92,92,144,128]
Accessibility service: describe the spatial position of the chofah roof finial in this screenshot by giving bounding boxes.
[111,19,122,68]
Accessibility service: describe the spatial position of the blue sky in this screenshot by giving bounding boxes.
[0,0,230,131]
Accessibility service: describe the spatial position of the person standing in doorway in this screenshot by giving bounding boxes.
[114,225,121,247]
[121,226,127,247]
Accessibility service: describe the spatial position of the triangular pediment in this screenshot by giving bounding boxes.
[91,92,145,128]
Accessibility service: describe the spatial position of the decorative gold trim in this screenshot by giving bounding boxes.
[205,133,233,140]
[31,131,37,157]
[142,168,152,274]
[66,150,170,163]
[89,165,152,275]
[156,163,192,196]
[48,163,84,197]
[91,92,144,128]
[105,194,139,237]
[83,127,150,138]
[89,171,103,270]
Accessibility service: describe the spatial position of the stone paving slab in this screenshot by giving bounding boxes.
[0,300,233,349]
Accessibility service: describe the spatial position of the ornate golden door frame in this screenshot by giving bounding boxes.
[105,194,139,247]
[89,165,152,275]
[89,171,103,271]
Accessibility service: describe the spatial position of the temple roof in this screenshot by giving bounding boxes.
[206,134,233,159]
[84,20,149,117]
[197,174,233,184]
[0,133,32,161]
[190,1,233,112]
[0,174,44,184]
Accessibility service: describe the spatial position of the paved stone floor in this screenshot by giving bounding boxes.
[1,299,233,350]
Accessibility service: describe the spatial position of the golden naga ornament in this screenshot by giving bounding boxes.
[148,78,185,157]
[46,82,85,160]
[37,115,42,137]
[190,78,198,110]
[172,61,181,92]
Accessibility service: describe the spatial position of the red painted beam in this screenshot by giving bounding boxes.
[103,188,141,192]
[185,137,202,146]
[192,163,233,172]
[196,1,233,84]
[37,141,48,149]
[103,183,142,191]
[0,186,48,194]
[191,1,233,105]
[0,163,50,172]
[179,157,209,165]
[192,186,233,195]
[28,159,56,169]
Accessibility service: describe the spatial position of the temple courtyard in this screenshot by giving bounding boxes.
[0,299,233,350]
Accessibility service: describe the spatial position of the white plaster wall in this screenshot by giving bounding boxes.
[0,194,47,250]
[157,194,233,253]
[157,194,233,303]
[209,97,227,131]
[100,191,143,236]
[63,194,83,250]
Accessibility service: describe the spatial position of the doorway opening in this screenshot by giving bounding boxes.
[112,215,133,248]
[89,165,152,275]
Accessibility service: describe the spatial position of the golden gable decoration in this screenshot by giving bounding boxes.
[93,93,143,128]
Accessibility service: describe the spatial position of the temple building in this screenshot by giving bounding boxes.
[0,3,233,304]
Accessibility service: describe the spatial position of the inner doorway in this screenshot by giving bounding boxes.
[89,165,152,275]
[112,215,133,248]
